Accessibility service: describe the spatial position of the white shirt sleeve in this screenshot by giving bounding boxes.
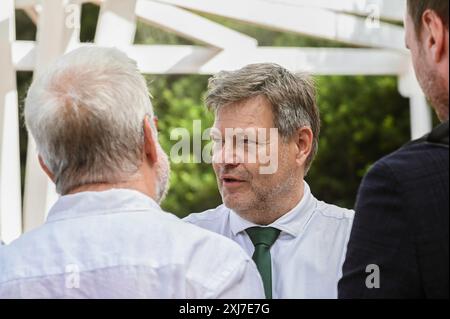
[209,259,265,299]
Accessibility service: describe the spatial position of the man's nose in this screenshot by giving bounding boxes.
[213,143,245,165]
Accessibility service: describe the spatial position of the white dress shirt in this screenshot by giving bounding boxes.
[0,189,264,299]
[184,182,355,299]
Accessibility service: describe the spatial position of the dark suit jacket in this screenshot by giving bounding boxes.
[339,121,449,299]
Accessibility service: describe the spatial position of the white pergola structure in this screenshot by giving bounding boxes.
[0,0,431,244]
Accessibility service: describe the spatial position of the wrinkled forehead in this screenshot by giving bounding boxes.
[213,95,275,132]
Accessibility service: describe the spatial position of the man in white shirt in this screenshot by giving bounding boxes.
[184,63,355,299]
[0,47,264,299]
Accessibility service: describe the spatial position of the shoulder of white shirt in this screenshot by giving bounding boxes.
[314,200,355,221]
[184,200,354,224]
[183,204,229,223]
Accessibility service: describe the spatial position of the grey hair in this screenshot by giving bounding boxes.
[24,46,155,194]
[205,63,320,174]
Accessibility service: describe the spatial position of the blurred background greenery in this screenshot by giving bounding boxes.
[15,4,419,218]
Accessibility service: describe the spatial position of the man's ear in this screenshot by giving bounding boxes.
[293,127,313,166]
[38,155,55,182]
[422,9,447,63]
[143,116,158,165]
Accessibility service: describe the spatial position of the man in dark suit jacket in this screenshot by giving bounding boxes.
[339,0,449,299]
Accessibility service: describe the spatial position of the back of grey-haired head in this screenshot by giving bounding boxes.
[24,46,154,194]
[206,63,320,173]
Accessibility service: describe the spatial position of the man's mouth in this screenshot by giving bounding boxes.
[221,175,247,187]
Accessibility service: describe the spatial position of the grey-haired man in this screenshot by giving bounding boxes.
[185,63,355,299]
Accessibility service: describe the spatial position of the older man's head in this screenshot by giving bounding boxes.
[206,63,320,225]
[25,47,170,202]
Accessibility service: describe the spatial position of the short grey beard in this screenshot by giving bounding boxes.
[417,47,449,122]
[155,144,171,204]
[232,154,300,224]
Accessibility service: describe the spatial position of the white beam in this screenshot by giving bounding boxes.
[15,0,92,8]
[0,0,23,244]
[23,0,81,233]
[153,0,406,51]
[95,0,137,46]
[265,0,406,21]
[12,41,36,71]
[198,47,409,75]
[34,1,80,75]
[14,0,41,9]
[136,0,257,49]
[12,41,409,75]
[15,0,407,22]
[125,44,218,73]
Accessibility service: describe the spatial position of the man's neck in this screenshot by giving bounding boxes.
[238,182,305,226]
[66,178,156,202]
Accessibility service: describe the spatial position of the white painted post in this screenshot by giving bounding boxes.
[23,0,81,232]
[399,62,433,140]
[95,0,137,46]
[0,0,23,244]
[409,93,433,139]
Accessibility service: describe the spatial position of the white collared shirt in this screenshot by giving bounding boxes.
[184,182,354,299]
[0,189,264,299]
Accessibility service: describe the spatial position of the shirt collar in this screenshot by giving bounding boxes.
[229,181,317,238]
[46,188,161,223]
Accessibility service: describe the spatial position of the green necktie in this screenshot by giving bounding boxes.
[246,227,281,299]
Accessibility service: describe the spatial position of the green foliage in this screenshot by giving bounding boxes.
[80,3,100,43]
[147,75,222,215]
[15,10,36,40]
[308,76,409,208]
[15,4,412,217]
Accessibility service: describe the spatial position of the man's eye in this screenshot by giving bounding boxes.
[244,139,258,145]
